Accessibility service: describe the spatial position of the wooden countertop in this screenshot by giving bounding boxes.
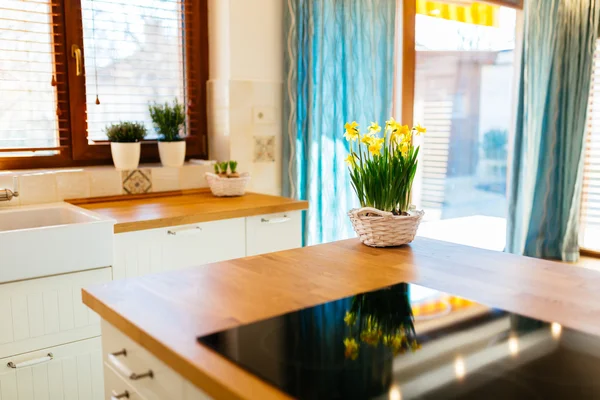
[69,189,308,233]
[82,238,600,400]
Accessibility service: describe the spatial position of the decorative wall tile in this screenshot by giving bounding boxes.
[56,170,90,200]
[19,173,58,205]
[152,167,181,193]
[89,169,121,197]
[0,175,19,207]
[253,136,276,162]
[122,169,152,194]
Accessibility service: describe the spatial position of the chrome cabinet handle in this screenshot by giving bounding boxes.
[7,353,53,369]
[261,215,290,224]
[111,390,129,400]
[167,226,202,236]
[108,349,154,381]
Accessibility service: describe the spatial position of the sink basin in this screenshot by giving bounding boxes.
[0,203,115,283]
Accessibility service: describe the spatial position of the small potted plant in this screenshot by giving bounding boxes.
[149,99,186,167]
[105,121,147,170]
[345,119,426,247]
[205,160,251,197]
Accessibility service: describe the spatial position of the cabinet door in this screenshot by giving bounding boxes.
[0,337,103,400]
[0,268,110,359]
[246,211,302,256]
[113,218,246,280]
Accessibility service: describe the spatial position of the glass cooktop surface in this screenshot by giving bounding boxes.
[198,283,600,399]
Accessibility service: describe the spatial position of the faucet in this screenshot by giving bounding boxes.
[0,176,19,202]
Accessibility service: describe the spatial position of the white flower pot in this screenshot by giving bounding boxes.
[158,141,186,167]
[110,142,141,170]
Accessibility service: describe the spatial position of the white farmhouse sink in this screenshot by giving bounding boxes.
[0,203,114,283]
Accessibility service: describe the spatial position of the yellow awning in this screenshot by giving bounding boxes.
[416,1,499,27]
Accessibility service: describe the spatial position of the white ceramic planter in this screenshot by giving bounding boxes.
[158,141,186,167]
[110,142,141,170]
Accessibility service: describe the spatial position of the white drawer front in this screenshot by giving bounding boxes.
[0,268,110,359]
[101,321,211,400]
[113,218,246,280]
[246,211,302,256]
[104,363,146,400]
[0,337,103,400]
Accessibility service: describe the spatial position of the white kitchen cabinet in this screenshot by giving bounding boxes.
[0,268,110,359]
[246,211,302,256]
[0,337,103,400]
[112,218,246,280]
[102,321,210,400]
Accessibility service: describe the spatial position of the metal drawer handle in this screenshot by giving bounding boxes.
[7,353,53,369]
[167,226,202,236]
[108,349,154,381]
[261,215,290,224]
[111,390,130,400]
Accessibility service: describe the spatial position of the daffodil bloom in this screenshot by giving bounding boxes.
[344,338,359,360]
[367,122,381,134]
[344,121,359,142]
[399,125,411,135]
[368,138,384,156]
[391,132,405,145]
[361,134,374,146]
[345,154,357,167]
[414,124,426,135]
[385,117,397,130]
[344,311,357,326]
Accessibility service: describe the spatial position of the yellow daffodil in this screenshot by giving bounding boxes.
[343,338,359,360]
[391,132,404,145]
[368,138,384,156]
[367,122,381,134]
[398,125,411,135]
[414,123,427,135]
[344,121,359,142]
[344,311,357,327]
[344,154,357,167]
[385,117,397,131]
[400,142,409,156]
[361,134,374,145]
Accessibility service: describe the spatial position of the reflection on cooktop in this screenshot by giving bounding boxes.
[198,283,600,399]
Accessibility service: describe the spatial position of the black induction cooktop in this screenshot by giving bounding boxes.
[197,283,600,399]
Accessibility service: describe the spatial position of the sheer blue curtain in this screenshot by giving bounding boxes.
[283,0,397,245]
[507,0,600,261]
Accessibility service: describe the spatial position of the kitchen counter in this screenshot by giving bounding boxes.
[82,238,600,400]
[69,189,308,233]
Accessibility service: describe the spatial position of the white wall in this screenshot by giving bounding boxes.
[207,0,284,196]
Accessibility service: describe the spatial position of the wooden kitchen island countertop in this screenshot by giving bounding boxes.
[69,189,308,233]
[82,238,600,400]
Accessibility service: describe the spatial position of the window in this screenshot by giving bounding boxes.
[0,0,208,169]
[580,40,600,252]
[408,1,520,251]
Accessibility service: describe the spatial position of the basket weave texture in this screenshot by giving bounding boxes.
[205,172,251,197]
[348,207,424,247]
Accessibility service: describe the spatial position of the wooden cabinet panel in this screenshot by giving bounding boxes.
[0,268,110,359]
[246,211,302,256]
[0,337,103,400]
[113,218,245,280]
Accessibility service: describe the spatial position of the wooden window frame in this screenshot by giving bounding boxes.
[0,0,208,170]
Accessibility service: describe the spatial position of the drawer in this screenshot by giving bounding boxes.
[0,337,103,400]
[101,321,211,400]
[105,363,147,400]
[246,211,302,256]
[0,267,111,359]
[113,218,246,280]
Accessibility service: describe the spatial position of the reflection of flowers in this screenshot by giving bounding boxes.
[343,284,419,360]
[344,338,359,360]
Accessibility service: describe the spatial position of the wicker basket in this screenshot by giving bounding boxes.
[205,172,251,197]
[348,207,424,247]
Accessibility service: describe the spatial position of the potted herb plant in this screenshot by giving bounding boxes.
[345,119,426,247]
[149,99,186,167]
[105,121,147,170]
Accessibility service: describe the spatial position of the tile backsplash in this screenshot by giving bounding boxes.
[0,163,213,206]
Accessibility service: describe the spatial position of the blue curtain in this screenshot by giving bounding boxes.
[507,0,600,261]
[283,0,397,245]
